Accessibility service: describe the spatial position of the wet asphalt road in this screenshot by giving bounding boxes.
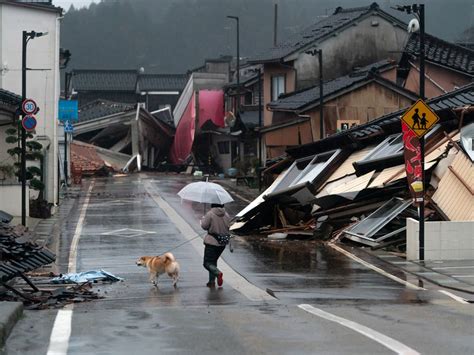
[5,174,474,354]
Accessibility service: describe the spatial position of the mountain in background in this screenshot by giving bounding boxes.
[61,0,474,73]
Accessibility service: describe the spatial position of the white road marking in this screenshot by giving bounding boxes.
[47,181,95,355]
[145,182,275,302]
[452,275,474,278]
[438,290,470,304]
[329,243,425,291]
[68,182,95,273]
[298,304,420,355]
[433,265,474,270]
[100,228,157,238]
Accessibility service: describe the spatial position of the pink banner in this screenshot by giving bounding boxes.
[402,121,423,202]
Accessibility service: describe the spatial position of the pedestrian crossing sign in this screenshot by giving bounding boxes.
[401,99,440,138]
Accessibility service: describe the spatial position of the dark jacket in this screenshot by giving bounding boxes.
[201,207,231,246]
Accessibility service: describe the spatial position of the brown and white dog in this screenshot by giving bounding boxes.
[136,252,180,288]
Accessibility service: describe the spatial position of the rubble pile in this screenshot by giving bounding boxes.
[231,97,474,253]
[0,223,103,309]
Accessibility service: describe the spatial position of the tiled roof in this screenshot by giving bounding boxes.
[405,33,474,75]
[72,70,138,91]
[0,88,21,106]
[268,60,404,112]
[138,74,188,92]
[250,3,403,63]
[78,99,135,123]
[287,83,474,158]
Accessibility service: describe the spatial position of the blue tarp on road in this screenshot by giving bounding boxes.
[52,270,123,284]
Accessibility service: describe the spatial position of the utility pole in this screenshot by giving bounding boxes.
[394,3,425,260]
[21,31,27,226]
[273,4,278,47]
[258,67,263,191]
[318,50,324,139]
[20,30,47,226]
[64,72,70,186]
[227,16,240,113]
[418,3,426,261]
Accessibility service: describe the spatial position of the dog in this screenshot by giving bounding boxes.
[136,252,180,288]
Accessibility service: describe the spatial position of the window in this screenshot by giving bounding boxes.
[360,133,404,162]
[344,198,411,246]
[244,92,253,105]
[271,75,285,101]
[217,141,230,154]
[290,150,341,187]
[337,120,360,132]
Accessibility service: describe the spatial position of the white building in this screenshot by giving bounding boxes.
[0,0,62,216]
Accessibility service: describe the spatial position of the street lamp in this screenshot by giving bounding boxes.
[394,4,426,260]
[21,30,48,226]
[227,15,240,113]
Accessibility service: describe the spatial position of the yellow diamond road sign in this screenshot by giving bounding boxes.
[401,99,440,138]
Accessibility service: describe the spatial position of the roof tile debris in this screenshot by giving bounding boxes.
[71,141,109,175]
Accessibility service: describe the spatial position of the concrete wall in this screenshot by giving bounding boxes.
[0,184,29,217]
[293,14,408,88]
[0,4,61,204]
[407,218,474,261]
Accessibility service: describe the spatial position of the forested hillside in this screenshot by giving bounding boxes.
[61,0,474,73]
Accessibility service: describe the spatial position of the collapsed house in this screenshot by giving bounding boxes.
[73,101,175,172]
[231,84,474,257]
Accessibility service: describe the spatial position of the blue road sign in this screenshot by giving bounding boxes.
[22,115,37,131]
[64,120,74,133]
[59,100,78,122]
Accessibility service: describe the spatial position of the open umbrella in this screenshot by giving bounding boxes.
[177,181,234,205]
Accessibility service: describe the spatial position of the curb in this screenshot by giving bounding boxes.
[362,248,474,295]
[0,302,23,348]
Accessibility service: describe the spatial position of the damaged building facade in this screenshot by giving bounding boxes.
[231,84,474,261]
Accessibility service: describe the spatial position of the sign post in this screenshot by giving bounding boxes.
[58,100,78,186]
[401,99,440,261]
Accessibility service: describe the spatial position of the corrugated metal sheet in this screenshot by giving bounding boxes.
[324,146,375,183]
[432,152,474,221]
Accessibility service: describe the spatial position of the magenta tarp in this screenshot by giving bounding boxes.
[170,90,224,164]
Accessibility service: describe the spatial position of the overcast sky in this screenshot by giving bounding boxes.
[53,0,99,10]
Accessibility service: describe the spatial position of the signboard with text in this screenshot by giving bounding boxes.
[58,100,78,122]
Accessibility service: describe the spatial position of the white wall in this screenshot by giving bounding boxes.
[0,3,61,204]
[0,184,29,217]
[407,218,474,261]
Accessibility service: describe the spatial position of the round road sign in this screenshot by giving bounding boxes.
[22,115,37,132]
[22,99,37,115]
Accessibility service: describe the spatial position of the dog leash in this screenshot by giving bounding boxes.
[161,234,235,254]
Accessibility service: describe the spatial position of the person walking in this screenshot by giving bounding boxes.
[200,203,231,288]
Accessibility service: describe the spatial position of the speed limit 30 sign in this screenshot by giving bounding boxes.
[22,99,38,115]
